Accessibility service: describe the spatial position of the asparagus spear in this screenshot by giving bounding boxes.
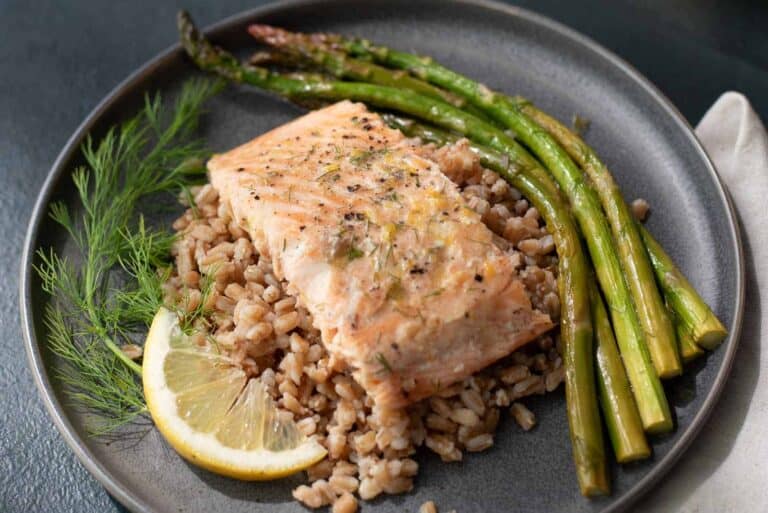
[179,13,609,493]
[247,27,494,122]
[237,25,672,432]
[639,224,727,350]
[383,114,608,494]
[589,281,651,463]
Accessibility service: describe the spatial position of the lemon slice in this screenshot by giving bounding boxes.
[142,307,327,480]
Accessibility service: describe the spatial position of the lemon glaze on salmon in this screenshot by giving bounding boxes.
[208,101,553,409]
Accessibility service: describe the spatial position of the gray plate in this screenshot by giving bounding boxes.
[20,1,744,512]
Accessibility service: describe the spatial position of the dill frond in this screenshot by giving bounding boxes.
[35,77,223,435]
[111,217,175,330]
[44,305,148,435]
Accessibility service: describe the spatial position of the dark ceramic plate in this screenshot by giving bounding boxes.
[21,1,744,512]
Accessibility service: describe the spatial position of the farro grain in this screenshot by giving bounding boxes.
[262,284,281,303]
[521,238,545,256]
[243,264,264,283]
[511,402,536,431]
[631,198,650,221]
[532,353,549,373]
[353,431,377,454]
[420,501,438,513]
[274,296,297,314]
[312,479,336,505]
[264,272,281,290]
[358,477,383,500]
[494,388,511,407]
[332,492,358,513]
[233,237,253,262]
[245,318,272,339]
[274,311,300,335]
[428,397,452,418]
[293,485,323,508]
[190,223,216,243]
[460,389,486,416]
[329,474,359,494]
[448,408,480,427]
[465,433,494,452]
[426,414,457,433]
[499,365,530,385]
[120,344,143,360]
[512,375,545,398]
[545,366,566,392]
[382,476,413,494]
[297,417,317,436]
[306,459,334,481]
[281,392,303,415]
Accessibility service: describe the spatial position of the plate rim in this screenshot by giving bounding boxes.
[19,1,745,512]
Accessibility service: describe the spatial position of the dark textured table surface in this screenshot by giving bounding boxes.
[2,1,766,512]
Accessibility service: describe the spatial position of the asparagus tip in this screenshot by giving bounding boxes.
[177,11,242,82]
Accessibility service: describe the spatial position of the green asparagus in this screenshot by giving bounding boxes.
[590,282,650,463]
[639,224,727,350]
[247,27,493,122]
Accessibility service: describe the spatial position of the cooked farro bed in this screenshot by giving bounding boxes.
[165,134,563,511]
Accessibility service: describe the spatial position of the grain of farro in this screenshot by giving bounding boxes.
[420,501,438,513]
[511,402,536,431]
[465,433,494,452]
[332,492,358,513]
[120,344,143,360]
[448,408,480,427]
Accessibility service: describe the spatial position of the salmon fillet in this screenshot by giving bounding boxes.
[208,101,553,409]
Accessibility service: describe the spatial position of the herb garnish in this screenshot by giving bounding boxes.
[349,148,388,166]
[425,288,445,298]
[34,78,221,434]
[375,352,392,374]
[314,166,340,181]
[347,246,364,260]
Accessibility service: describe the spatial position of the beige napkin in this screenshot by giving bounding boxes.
[633,93,768,512]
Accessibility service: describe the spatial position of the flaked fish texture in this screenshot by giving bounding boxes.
[208,101,553,409]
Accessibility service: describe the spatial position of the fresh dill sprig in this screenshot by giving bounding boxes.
[43,304,148,435]
[110,217,175,330]
[375,352,392,375]
[34,78,222,435]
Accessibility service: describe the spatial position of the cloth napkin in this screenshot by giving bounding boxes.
[633,93,768,512]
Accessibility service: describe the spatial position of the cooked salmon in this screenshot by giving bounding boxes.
[208,101,553,409]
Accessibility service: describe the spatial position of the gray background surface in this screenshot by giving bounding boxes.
[1,1,766,512]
